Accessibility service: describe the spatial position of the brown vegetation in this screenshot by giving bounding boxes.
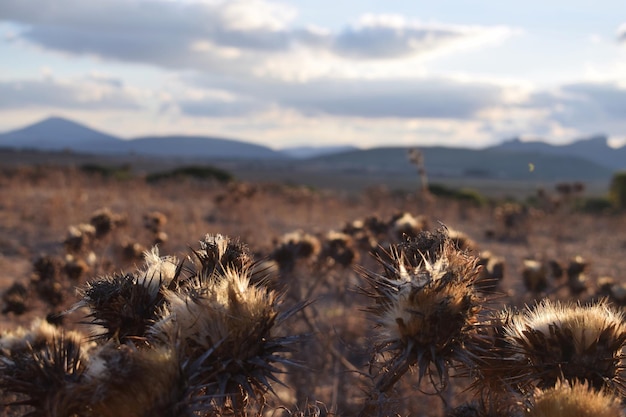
[1,165,626,416]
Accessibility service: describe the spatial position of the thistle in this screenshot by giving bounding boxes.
[190,234,252,282]
[76,247,180,343]
[360,229,483,394]
[151,267,301,410]
[525,379,624,417]
[505,299,626,392]
[0,320,89,416]
[84,342,205,417]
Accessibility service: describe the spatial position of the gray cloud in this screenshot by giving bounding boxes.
[178,97,269,117]
[526,81,626,132]
[0,0,507,72]
[190,76,505,119]
[332,20,464,59]
[618,23,626,43]
[0,78,140,109]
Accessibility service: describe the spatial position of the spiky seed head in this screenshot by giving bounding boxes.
[463,309,532,400]
[321,231,359,267]
[447,228,476,252]
[476,251,505,293]
[0,320,88,416]
[121,241,147,263]
[86,343,193,417]
[90,207,126,238]
[361,229,483,391]
[526,380,624,417]
[192,234,252,280]
[1,281,28,315]
[567,255,587,278]
[75,246,179,342]
[143,211,168,233]
[152,268,298,404]
[64,254,89,281]
[522,259,548,293]
[271,230,321,271]
[505,299,626,391]
[64,223,96,253]
[140,246,178,293]
[389,212,428,240]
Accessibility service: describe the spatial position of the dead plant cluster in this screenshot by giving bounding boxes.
[1,166,626,416]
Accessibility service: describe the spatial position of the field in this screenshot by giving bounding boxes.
[1,162,626,416]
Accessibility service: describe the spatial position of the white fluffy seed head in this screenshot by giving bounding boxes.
[507,299,626,353]
[139,247,178,295]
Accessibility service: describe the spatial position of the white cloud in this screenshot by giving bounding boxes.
[0,0,515,80]
[0,76,141,109]
[618,22,626,43]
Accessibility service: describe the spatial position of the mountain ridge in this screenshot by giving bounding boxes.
[0,116,623,182]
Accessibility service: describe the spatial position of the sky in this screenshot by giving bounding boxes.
[1,0,625,150]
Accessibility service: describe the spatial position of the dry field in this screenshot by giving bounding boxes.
[1,165,626,416]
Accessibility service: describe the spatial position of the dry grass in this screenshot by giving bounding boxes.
[1,165,626,416]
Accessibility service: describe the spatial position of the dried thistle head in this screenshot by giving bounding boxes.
[271,230,321,272]
[191,234,252,281]
[463,309,532,404]
[0,320,88,416]
[525,380,624,417]
[143,211,168,234]
[505,299,626,391]
[361,229,483,392]
[522,259,548,294]
[2,281,29,315]
[85,343,201,417]
[320,231,359,268]
[475,251,505,293]
[76,248,179,343]
[152,268,300,406]
[90,207,126,239]
[64,223,96,253]
[389,212,428,240]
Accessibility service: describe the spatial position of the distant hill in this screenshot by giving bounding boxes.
[0,116,121,153]
[303,146,614,181]
[491,135,626,171]
[281,145,360,159]
[124,135,283,159]
[0,117,285,160]
[0,116,620,181]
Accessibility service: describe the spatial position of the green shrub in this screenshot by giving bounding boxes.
[428,183,486,206]
[574,197,614,214]
[609,171,626,210]
[79,164,133,180]
[146,165,234,184]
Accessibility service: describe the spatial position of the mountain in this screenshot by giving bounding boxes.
[124,136,284,159]
[281,145,360,159]
[0,116,621,181]
[0,117,285,160]
[491,135,626,171]
[303,146,613,181]
[0,116,121,153]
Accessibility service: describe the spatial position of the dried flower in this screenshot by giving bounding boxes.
[526,380,624,417]
[0,320,88,416]
[505,299,626,391]
[151,267,300,407]
[76,247,179,342]
[361,229,483,393]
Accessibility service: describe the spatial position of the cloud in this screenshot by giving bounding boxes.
[524,81,626,134]
[0,76,140,109]
[177,95,270,117]
[189,75,508,119]
[0,0,514,77]
[618,23,626,43]
[331,14,490,60]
